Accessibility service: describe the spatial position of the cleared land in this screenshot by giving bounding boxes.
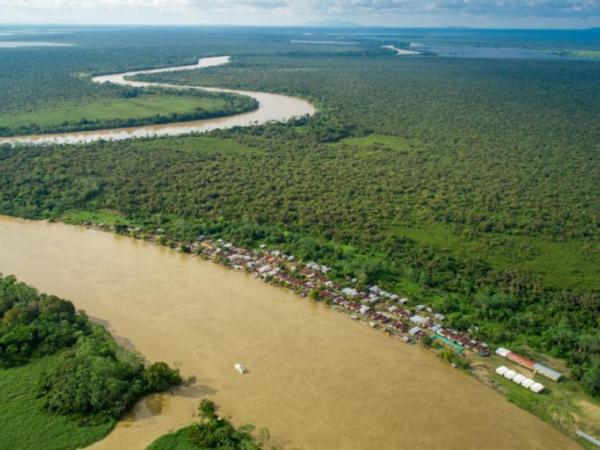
[0,355,115,450]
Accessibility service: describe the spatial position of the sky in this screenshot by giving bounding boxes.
[0,0,599,29]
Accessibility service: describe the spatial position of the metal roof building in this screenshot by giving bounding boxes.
[530,382,545,393]
[521,378,535,389]
[533,363,563,382]
[496,366,509,376]
[512,374,526,384]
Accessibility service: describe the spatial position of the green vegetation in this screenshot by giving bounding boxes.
[0,356,114,450]
[0,274,181,448]
[148,400,268,450]
[0,89,258,137]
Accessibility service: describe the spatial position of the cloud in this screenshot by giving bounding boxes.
[0,0,287,11]
[300,0,600,17]
[1,0,599,19]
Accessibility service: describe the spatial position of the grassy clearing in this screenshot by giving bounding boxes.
[62,209,129,227]
[0,355,115,450]
[394,222,600,291]
[0,94,228,131]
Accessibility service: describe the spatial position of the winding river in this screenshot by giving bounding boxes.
[0,215,580,450]
[0,56,315,146]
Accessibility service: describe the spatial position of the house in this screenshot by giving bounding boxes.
[359,305,371,315]
[408,327,421,337]
[409,315,428,326]
[475,343,490,356]
[257,265,272,274]
[367,293,380,304]
[342,287,359,297]
[430,323,442,333]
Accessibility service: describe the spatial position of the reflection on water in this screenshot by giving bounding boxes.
[0,215,580,450]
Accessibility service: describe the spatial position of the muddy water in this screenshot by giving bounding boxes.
[0,215,580,450]
[0,56,315,146]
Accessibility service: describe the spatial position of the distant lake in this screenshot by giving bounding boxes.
[0,41,72,48]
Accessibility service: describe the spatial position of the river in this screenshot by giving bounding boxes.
[0,56,315,146]
[0,215,580,450]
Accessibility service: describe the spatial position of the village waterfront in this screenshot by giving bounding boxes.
[0,214,586,450]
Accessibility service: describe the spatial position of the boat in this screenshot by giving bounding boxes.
[234,363,248,374]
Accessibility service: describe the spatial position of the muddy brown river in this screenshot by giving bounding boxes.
[0,215,580,449]
[0,56,315,146]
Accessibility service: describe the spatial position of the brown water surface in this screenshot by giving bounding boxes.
[0,215,580,450]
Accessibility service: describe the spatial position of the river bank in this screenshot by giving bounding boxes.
[0,214,582,450]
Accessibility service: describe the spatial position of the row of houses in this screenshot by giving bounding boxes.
[93,223,493,359]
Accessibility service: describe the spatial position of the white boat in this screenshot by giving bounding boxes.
[234,363,248,374]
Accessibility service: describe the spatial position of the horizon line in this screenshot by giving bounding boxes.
[0,23,599,31]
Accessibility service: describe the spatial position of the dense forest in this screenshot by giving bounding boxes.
[0,273,181,447]
[1,28,599,399]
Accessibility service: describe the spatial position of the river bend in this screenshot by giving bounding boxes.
[0,56,315,146]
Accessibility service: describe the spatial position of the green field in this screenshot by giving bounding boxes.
[0,91,259,137]
[0,94,226,128]
[0,355,115,450]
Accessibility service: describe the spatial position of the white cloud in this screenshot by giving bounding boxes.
[0,0,599,24]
